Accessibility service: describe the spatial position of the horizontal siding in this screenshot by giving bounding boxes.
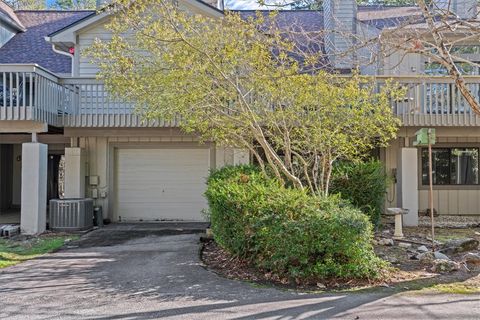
[419,190,480,215]
[77,23,139,77]
[322,0,356,69]
[382,51,422,76]
[385,134,480,216]
[78,24,112,77]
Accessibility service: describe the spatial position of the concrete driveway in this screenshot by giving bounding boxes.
[0,226,479,320]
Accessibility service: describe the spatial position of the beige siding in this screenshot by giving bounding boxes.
[384,129,480,216]
[418,190,480,215]
[12,144,21,206]
[76,1,213,77]
[383,138,403,210]
[77,23,113,77]
[382,50,422,76]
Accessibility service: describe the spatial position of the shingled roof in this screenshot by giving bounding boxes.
[238,6,423,31]
[0,1,25,31]
[0,10,94,74]
[238,11,328,67]
[0,5,432,75]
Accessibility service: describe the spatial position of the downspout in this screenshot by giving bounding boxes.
[50,43,74,77]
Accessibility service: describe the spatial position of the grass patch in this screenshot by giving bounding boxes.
[427,283,480,294]
[404,283,480,295]
[0,235,78,269]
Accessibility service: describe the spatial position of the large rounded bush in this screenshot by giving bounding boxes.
[205,165,386,281]
[330,160,389,227]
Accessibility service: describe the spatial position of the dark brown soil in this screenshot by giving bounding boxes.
[201,226,480,292]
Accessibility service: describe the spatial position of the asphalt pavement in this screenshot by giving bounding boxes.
[0,226,478,319]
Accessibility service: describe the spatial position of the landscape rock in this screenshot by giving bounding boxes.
[418,252,435,263]
[441,238,479,255]
[434,251,450,260]
[378,238,394,246]
[463,253,480,266]
[316,283,326,289]
[418,251,450,263]
[417,245,429,253]
[431,259,460,273]
[397,242,412,249]
[384,256,399,264]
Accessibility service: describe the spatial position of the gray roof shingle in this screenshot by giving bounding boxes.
[238,6,424,31]
[0,5,454,74]
[0,10,94,74]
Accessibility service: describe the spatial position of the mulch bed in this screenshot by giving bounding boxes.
[201,239,418,291]
[200,225,480,291]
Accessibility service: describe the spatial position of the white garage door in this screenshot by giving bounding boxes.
[115,148,210,221]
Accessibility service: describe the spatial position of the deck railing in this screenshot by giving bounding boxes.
[0,64,65,127]
[60,76,480,127]
[60,78,181,127]
[2,64,480,128]
[376,76,480,126]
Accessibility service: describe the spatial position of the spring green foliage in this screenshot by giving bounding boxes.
[330,160,389,226]
[87,0,401,196]
[205,165,387,280]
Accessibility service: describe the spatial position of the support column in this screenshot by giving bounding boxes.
[64,147,86,198]
[21,143,47,234]
[397,147,418,226]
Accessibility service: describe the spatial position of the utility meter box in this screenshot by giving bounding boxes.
[413,128,436,146]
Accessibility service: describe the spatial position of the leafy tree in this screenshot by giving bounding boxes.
[254,0,416,11]
[50,0,96,9]
[4,0,45,10]
[87,0,400,195]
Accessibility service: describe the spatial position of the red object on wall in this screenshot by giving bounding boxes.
[69,47,75,55]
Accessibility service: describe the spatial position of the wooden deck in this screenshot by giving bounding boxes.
[2,64,480,128]
[0,64,64,127]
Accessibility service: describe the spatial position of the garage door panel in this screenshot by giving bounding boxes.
[115,148,210,221]
[119,172,208,182]
[116,191,206,202]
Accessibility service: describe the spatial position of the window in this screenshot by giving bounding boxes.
[422,148,479,185]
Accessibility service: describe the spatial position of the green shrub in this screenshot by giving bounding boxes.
[205,165,386,281]
[330,160,388,227]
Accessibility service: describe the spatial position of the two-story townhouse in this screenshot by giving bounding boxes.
[0,0,479,234]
